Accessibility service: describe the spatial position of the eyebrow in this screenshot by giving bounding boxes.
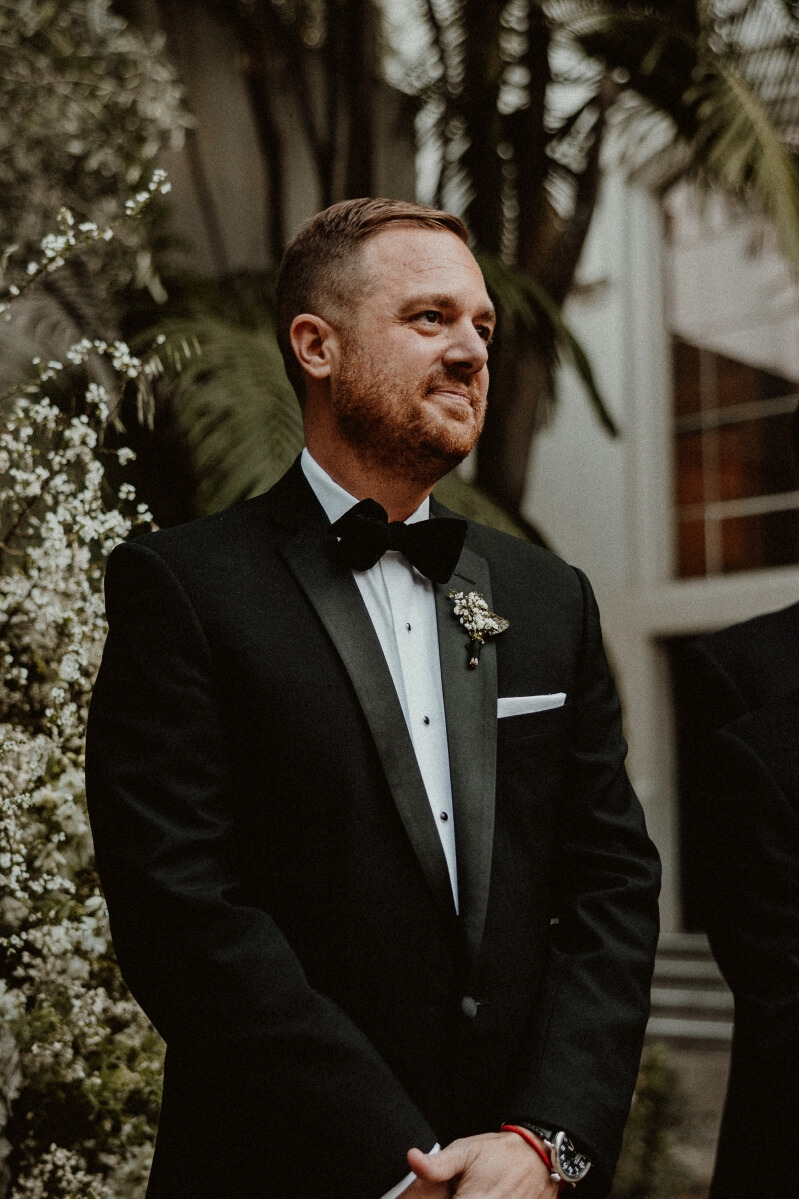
[402,293,497,324]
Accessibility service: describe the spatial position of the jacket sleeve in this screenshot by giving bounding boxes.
[85,539,436,1198]
[679,639,799,1057]
[507,568,661,1195]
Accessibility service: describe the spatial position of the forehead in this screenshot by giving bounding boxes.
[356,225,490,307]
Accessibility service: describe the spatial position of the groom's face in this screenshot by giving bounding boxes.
[328,225,495,486]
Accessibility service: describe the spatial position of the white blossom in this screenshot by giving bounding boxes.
[0,0,190,287]
[448,590,510,668]
[0,268,164,1194]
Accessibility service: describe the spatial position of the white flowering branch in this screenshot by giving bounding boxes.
[0,184,167,1198]
[0,168,171,319]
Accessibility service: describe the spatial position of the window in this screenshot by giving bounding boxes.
[672,336,799,577]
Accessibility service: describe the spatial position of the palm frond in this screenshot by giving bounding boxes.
[567,10,699,139]
[0,263,120,404]
[687,61,799,272]
[477,253,619,436]
[148,316,304,514]
[568,2,799,273]
[434,469,545,542]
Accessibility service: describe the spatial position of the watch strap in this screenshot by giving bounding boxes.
[502,1120,592,1187]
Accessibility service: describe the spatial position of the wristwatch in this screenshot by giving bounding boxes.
[526,1125,592,1187]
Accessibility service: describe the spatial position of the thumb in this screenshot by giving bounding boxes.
[407,1142,468,1183]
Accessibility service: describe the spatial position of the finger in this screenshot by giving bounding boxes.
[407,1143,468,1183]
[402,1179,452,1199]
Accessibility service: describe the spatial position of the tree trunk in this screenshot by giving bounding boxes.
[460,0,504,254]
[475,317,552,511]
[476,69,614,514]
[513,2,553,278]
[341,0,375,199]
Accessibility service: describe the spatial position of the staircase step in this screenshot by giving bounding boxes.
[646,1016,733,1043]
[650,986,734,1013]
[648,933,733,1044]
[653,957,726,983]
[657,931,714,955]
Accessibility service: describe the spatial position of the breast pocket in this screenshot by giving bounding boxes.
[497,703,574,743]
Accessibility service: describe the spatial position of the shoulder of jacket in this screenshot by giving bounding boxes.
[691,601,799,673]
[119,491,274,560]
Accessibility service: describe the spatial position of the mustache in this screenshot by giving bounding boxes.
[424,372,484,404]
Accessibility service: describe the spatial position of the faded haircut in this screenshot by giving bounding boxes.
[276,197,470,401]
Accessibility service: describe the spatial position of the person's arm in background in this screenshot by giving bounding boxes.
[680,639,799,1074]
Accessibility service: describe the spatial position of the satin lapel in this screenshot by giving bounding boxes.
[435,544,498,966]
[280,530,456,916]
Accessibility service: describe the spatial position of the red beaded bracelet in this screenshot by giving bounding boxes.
[500,1125,568,1193]
[500,1124,552,1171]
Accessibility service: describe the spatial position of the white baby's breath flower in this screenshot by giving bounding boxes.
[448,590,509,668]
[0,169,173,1196]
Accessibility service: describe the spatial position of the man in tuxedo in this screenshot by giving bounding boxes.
[86,198,660,1199]
[680,404,799,1199]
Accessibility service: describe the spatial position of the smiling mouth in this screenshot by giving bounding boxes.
[427,387,473,406]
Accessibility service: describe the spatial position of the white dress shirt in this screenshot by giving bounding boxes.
[301,449,447,1195]
[301,449,459,908]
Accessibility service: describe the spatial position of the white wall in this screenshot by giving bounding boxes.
[523,170,799,930]
[667,182,799,384]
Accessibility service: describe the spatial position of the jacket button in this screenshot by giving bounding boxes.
[461,995,479,1019]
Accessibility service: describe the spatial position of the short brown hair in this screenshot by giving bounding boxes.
[276,197,470,399]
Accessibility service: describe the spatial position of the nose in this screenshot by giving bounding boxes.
[443,319,489,374]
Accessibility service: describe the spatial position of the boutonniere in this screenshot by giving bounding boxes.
[448,590,509,669]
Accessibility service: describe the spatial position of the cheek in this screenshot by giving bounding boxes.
[475,367,490,408]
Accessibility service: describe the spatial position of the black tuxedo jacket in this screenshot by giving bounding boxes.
[682,606,799,1199]
[86,459,660,1199]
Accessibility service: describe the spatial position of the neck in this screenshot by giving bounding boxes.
[305,436,434,522]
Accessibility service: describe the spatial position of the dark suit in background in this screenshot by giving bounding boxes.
[681,602,799,1198]
[86,460,660,1199]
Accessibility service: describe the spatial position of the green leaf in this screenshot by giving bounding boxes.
[568,3,799,277]
[569,8,699,139]
[434,469,538,540]
[477,253,619,437]
[686,62,799,275]
[145,315,304,514]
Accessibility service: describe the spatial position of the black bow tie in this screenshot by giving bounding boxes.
[331,498,467,584]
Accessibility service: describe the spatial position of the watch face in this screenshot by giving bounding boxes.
[552,1131,592,1183]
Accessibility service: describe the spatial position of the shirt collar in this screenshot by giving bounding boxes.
[301,447,430,526]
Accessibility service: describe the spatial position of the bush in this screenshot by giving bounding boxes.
[0,190,168,1199]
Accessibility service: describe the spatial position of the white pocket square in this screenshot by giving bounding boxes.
[497,693,566,718]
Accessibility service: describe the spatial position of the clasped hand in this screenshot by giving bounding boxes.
[403,1131,559,1198]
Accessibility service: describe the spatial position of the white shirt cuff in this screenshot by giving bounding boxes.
[379,1143,441,1199]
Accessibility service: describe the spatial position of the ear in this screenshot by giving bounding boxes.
[289,314,339,382]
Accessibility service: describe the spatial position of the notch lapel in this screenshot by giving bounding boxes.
[435,544,498,967]
[280,530,456,918]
